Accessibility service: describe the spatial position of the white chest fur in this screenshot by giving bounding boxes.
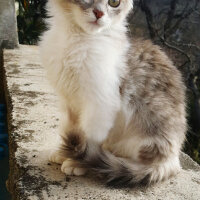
[40,28,127,107]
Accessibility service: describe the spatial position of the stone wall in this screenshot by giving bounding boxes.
[0,0,18,49]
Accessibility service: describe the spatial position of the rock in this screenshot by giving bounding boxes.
[3,46,200,199]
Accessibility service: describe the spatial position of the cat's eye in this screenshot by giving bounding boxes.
[108,0,120,8]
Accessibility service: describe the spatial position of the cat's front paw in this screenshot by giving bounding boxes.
[49,151,66,164]
[61,159,87,176]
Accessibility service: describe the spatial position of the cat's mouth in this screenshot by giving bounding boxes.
[89,20,100,26]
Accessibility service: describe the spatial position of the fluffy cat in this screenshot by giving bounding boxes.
[40,0,186,187]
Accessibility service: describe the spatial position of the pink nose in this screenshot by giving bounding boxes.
[93,9,104,19]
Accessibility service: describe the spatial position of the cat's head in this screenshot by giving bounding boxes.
[50,0,133,33]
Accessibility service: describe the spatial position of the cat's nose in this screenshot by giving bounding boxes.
[93,9,104,19]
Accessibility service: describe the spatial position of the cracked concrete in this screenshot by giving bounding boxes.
[3,45,200,200]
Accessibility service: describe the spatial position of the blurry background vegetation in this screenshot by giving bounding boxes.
[16,0,47,45]
[15,0,200,164]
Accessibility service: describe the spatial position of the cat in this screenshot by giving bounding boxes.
[40,0,186,187]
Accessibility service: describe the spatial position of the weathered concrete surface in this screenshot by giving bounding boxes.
[0,0,18,48]
[3,45,200,200]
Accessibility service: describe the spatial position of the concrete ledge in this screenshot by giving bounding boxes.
[3,45,200,200]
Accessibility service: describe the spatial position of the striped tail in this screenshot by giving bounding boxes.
[60,131,152,188]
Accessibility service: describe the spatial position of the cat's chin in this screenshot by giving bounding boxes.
[80,23,105,34]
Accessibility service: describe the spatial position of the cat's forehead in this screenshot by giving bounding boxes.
[72,0,125,9]
[73,0,94,9]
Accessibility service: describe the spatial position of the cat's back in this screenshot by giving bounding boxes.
[128,39,179,77]
[126,38,185,106]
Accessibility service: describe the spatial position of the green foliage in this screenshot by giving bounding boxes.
[16,0,48,45]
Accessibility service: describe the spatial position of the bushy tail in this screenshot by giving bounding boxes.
[60,131,155,188]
